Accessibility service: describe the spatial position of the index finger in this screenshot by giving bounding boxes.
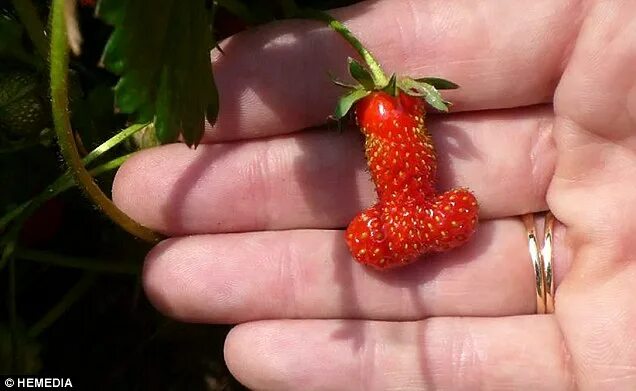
[207,0,583,142]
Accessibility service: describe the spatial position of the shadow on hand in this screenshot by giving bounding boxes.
[161,143,239,235]
[292,124,368,350]
[207,1,382,143]
[293,114,492,385]
[431,115,483,162]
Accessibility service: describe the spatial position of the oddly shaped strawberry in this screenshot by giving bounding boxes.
[342,90,479,270]
[330,55,477,269]
[346,189,478,269]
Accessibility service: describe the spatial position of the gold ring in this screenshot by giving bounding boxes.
[523,213,546,314]
[542,212,555,313]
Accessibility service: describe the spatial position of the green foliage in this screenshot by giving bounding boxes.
[399,77,453,112]
[334,88,368,120]
[97,0,218,147]
[415,77,459,90]
[347,57,374,90]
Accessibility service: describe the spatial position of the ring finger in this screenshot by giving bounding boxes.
[143,217,570,323]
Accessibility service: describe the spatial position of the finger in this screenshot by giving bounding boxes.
[224,317,573,391]
[548,2,636,389]
[207,0,583,141]
[142,219,571,323]
[113,106,556,235]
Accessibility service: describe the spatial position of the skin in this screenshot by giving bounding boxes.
[112,0,636,389]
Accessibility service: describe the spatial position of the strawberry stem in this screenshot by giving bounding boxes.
[50,0,162,243]
[299,9,389,88]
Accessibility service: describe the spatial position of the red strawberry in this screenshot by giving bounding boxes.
[346,189,478,269]
[355,91,437,200]
[344,91,479,269]
[329,55,476,269]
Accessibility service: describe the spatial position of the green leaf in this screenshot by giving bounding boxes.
[97,0,218,147]
[334,88,369,120]
[347,57,374,90]
[414,77,459,90]
[399,78,450,112]
[327,71,356,89]
[154,68,178,143]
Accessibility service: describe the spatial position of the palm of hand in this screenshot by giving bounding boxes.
[113,1,636,389]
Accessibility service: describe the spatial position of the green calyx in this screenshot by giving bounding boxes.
[397,76,457,112]
[300,9,459,122]
[332,56,460,121]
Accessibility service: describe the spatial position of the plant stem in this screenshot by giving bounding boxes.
[49,0,161,243]
[298,9,388,87]
[16,249,139,275]
[28,273,97,338]
[83,124,147,166]
[88,153,134,176]
[11,0,49,60]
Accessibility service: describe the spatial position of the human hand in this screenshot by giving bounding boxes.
[112,0,636,389]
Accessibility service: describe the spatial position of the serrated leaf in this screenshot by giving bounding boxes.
[414,77,459,90]
[334,88,369,120]
[399,78,450,112]
[420,86,450,112]
[347,57,374,90]
[155,68,178,143]
[327,71,356,89]
[98,0,218,147]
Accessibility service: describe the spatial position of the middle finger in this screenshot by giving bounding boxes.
[113,106,556,235]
